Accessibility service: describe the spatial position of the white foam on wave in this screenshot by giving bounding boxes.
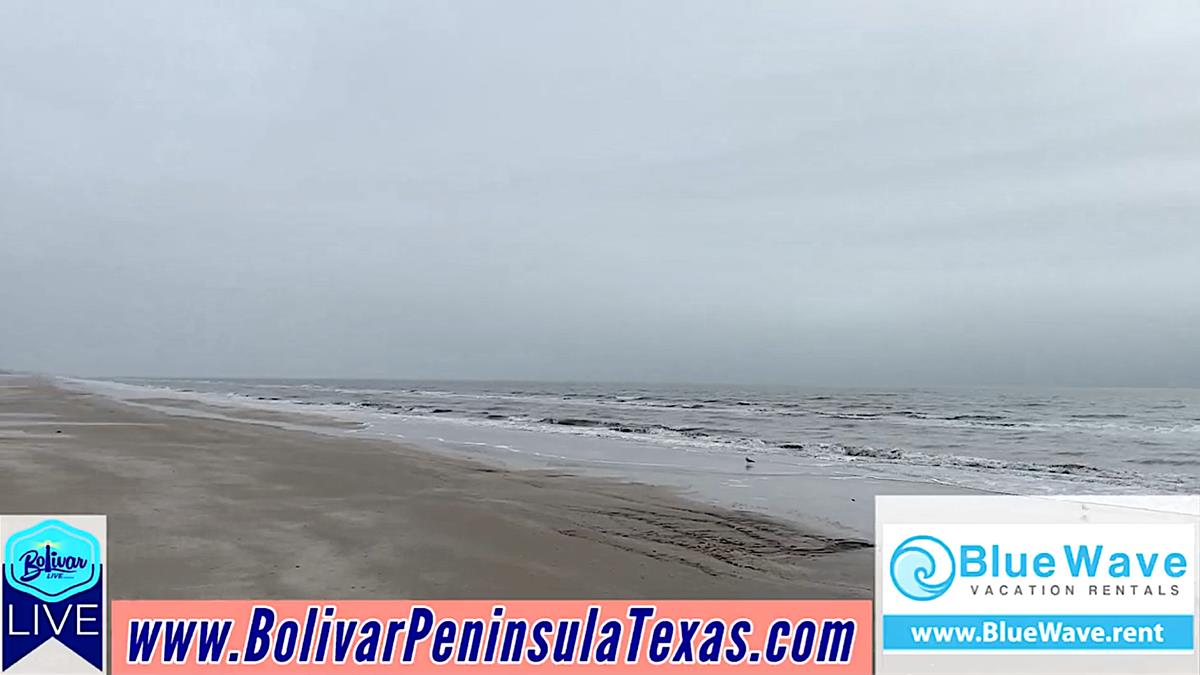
[60,376,1200,500]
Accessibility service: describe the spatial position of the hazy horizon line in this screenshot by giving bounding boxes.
[18,369,1200,392]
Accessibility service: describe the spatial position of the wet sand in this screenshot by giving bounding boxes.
[0,375,872,599]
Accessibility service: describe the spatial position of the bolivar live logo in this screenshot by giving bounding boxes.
[1,516,106,674]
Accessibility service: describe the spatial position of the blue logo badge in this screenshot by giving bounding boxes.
[3,515,106,672]
[890,534,955,601]
[4,519,100,603]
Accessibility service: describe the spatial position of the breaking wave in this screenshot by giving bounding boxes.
[114,376,1200,495]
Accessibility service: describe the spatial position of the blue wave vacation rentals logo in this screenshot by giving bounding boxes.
[889,534,956,601]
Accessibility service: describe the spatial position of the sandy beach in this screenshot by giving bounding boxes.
[0,375,871,599]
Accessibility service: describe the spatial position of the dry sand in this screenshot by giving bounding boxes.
[0,375,871,599]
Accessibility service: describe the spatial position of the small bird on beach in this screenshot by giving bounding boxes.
[744,456,756,464]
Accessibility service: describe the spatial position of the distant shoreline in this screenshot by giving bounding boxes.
[0,374,872,598]
[66,375,1200,520]
[64,375,1011,540]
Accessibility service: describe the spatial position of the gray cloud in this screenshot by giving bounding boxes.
[2,1,1198,386]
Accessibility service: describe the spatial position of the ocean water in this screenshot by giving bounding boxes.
[116,378,1200,496]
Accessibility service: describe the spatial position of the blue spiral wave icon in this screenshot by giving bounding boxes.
[890,535,955,601]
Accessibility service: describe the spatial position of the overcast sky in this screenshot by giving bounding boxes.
[2,1,1198,386]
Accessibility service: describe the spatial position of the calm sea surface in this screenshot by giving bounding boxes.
[119,378,1200,495]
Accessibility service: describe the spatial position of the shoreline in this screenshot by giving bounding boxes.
[0,374,873,599]
[61,376,987,541]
